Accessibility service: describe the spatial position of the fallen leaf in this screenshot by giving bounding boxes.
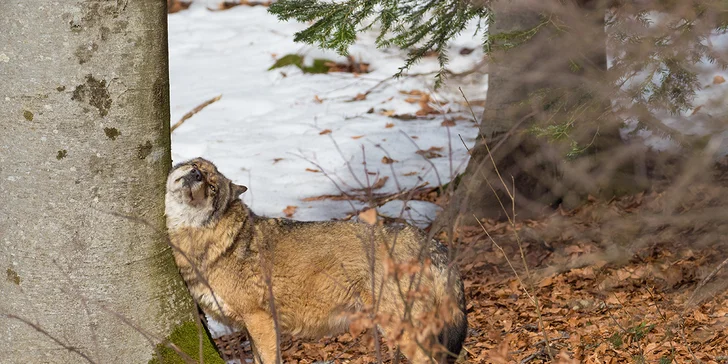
[713,75,725,84]
[305,168,320,173]
[380,110,396,117]
[319,129,332,135]
[385,123,395,128]
[351,135,364,140]
[381,156,396,164]
[168,0,192,13]
[403,171,418,176]
[273,158,283,164]
[441,119,456,127]
[392,114,417,121]
[358,208,377,225]
[314,95,324,104]
[353,93,367,101]
[416,146,444,159]
[283,205,297,217]
[370,176,388,189]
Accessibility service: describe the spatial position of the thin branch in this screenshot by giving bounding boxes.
[170,94,223,133]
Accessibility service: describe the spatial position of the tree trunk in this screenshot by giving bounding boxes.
[440,0,631,225]
[0,1,221,363]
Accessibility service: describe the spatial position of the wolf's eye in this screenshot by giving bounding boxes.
[209,185,216,192]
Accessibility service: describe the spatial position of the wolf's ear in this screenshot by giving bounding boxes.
[232,183,248,197]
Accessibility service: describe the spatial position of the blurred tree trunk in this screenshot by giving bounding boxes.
[0,1,221,363]
[441,0,631,225]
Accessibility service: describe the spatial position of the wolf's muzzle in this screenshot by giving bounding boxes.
[183,168,203,185]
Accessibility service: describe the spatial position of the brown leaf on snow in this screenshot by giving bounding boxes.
[401,90,426,96]
[353,176,389,192]
[358,208,377,225]
[371,176,388,189]
[381,156,396,164]
[385,123,395,128]
[403,171,418,176]
[441,119,456,127]
[305,168,320,173]
[272,158,283,164]
[313,95,324,104]
[167,0,192,13]
[416,146,444,159]
[351,135,364,140]
[713,75,725,84]
[283,205,297,217]
[319,129,332,135]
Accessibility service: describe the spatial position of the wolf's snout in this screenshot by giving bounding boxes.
[187,168,203,182]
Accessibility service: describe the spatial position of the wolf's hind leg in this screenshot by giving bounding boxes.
[245,311,279,364]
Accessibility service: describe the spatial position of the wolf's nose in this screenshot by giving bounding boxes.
[191,168,202,181]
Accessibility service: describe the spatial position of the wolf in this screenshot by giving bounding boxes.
[164,158,467,363]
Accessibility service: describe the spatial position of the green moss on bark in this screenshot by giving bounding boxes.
[148,321,224,364]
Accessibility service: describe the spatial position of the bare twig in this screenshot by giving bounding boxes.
[170,94,223,133]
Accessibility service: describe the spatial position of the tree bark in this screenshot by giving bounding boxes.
[440,0,629,225]
[0,1,220,363]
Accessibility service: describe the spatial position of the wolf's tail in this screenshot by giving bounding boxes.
[437,278,468,363]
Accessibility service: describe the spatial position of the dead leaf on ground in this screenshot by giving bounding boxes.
[403,171,418,176]
[713,75,725,84]
[351,135,364,140]
[385,123,395,128]
[314,95,324,104]
[352,176,389,192]
[371,176,388,189]
[358,208,377,225]
[381,156,396,164]
[416,146,444,159]
[167,0,191,13]
[319,129,332,135]
[283,205,297,217]
[441,119,456,127]
[273,158,283,164]
[305,168,320,173]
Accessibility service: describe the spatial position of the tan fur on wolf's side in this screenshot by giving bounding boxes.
[165,158,467,364]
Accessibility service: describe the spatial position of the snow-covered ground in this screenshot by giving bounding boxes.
[169,3,485,229]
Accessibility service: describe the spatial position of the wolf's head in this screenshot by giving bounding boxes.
[165,158,247,230]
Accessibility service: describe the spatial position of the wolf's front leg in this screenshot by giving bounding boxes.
[245,311,279,364]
